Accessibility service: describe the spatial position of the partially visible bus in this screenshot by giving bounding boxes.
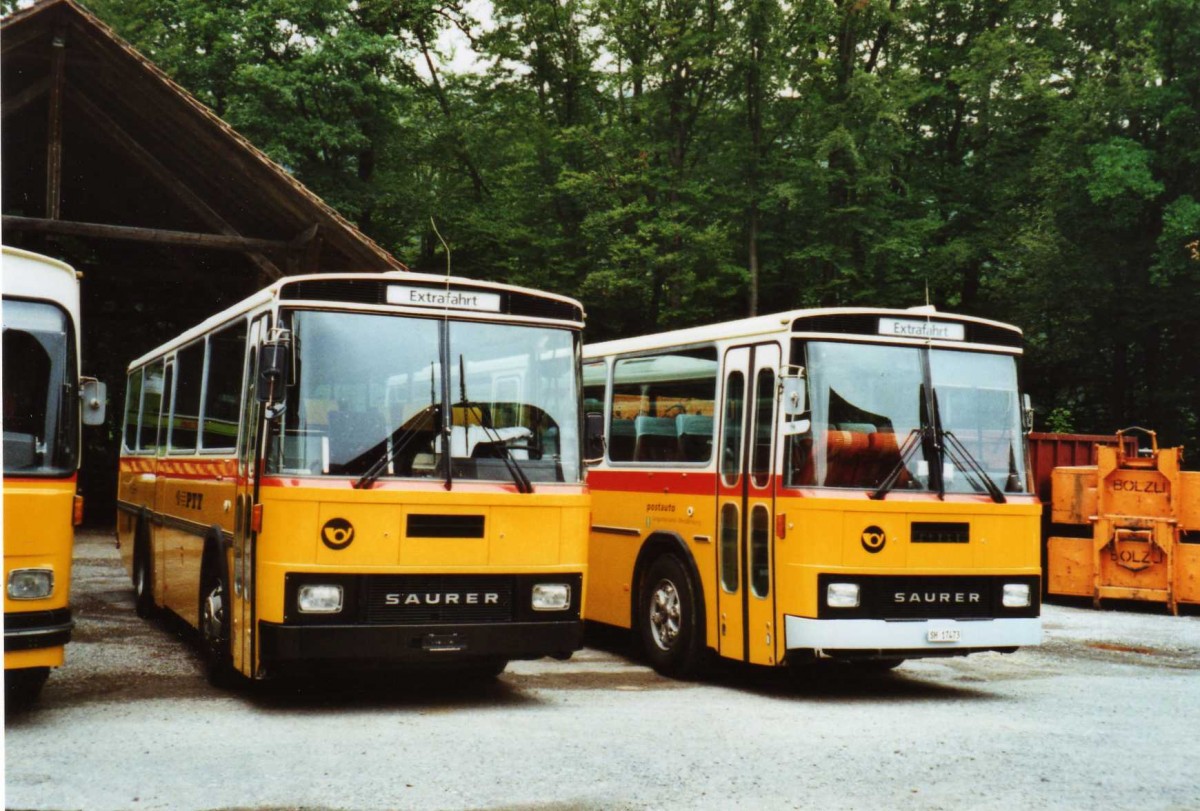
[117,272,587,685]
[582,307,1041,677]
[3,246,105,705]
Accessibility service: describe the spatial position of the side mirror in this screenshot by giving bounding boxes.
[1022,394,1034,433]
[584,412,606,465]
[80,378,107,426]
[256,329,292,409]
[780,369,807,417]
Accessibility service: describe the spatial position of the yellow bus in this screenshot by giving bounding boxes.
[117,272,587,685]
[582,307,1041,676]
[3,246,106,705]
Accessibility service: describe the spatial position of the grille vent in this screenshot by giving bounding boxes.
[912,522,970,544]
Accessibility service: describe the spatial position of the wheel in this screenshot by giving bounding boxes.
[638,554,704,678]
[199,563,239,689]
[4,667,50,710]
[133,528,156,619]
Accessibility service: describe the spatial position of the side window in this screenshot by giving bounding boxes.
[157,364,174,456]
[169,341,204,453]
[750,367,775,488]
[719,503,739,593]
[750,505,770,597]
[608,348,717,463]
[720,371,745,486]
[123,369,143,453]
[139,361,166,452]
[582,361,606,417]
[202,321,247,452]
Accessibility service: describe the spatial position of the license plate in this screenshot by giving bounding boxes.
[927,629,961,643]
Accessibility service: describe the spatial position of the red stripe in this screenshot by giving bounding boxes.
[258,476,586,495]
[587,469,716,496]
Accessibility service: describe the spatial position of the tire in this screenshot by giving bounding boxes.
[4,667,50,710]
[199,561,239,689]
[133,527,155,620]
[638,554,705,678]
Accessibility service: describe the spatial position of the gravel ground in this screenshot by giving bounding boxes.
[4,529,1199,811]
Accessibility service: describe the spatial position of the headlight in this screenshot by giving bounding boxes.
[826,582,860,608]
[297,584,343,614]
[1002,583,1032,608]
[531,583,571,611]
[8,568,54,600]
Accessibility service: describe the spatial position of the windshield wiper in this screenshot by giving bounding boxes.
[353,407,441,490]
[870,426,925,500]
[457,355,533,494]
[940,429,1006,503]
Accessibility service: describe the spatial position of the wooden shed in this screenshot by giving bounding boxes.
[2,0,406,523]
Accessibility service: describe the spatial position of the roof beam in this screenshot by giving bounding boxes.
[2,77,51,120]
[2,215,301,254]
[70,91,285,280]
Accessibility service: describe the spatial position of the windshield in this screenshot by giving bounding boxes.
[784,341,1027,494]
[270,310,581,484]
[3,298,78,476]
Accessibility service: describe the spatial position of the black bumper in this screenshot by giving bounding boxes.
[259,619,583,667]
[4,608,74,652]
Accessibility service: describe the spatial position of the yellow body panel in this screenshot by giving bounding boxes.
[588,478,1042,666]
[122,465,589,677]
[3,478,75,671]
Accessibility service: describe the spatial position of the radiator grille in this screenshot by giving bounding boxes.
[817,574,1039,620]
[912,522,970,543]
[364,575,515,624]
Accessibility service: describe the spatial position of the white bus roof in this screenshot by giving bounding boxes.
[127,271,585,371]
[585,306,1023,358]
[1,246,83,334]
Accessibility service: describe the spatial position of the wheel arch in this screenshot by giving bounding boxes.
[630,531,707,642]
[199,525,232,592]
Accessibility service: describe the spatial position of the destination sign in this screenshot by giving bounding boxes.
[878,318,965,341]
[387,285,502,313]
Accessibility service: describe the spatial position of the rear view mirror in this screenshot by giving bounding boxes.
[80,378,106,426]
[780,370,807,417]
[584,411,606,464]
[256,329,293,409]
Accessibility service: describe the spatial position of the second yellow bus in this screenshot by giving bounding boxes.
[583,307,1042,676]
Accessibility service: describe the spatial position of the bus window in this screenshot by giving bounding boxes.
[202,321,247,452]
[123,370,143,454]
[720,371,745,485]
[169,341,204,453]
[139,361,166,452]
[608,349,717,464]
[750,367,774,489]
[719,503,739,593]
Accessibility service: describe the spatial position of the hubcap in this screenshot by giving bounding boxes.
[649,578,681,651]
[202,583,224,645]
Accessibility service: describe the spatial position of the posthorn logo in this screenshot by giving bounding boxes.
[321,518,355,550]
[861,525,887,554]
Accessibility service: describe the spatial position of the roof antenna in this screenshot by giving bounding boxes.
[430,217,451,279]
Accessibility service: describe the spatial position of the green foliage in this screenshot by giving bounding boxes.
[77,0,1200,449]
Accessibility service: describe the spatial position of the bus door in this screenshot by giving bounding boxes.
[232,315,268,675]
[716,343,780,665]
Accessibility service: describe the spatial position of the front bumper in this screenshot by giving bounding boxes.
[3,608,74,653]
[259,619,583,667]
[785,615,1043,656]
